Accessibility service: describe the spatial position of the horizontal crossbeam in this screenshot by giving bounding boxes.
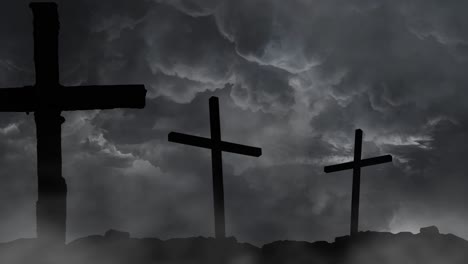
[60,85,146,110]
[168,132,262,157]
[0,85,146,112]
[168,132,211,149]
[324,154,392,173]
[0,86,36,112]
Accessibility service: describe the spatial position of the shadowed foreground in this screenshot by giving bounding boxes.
[0,226,467,264]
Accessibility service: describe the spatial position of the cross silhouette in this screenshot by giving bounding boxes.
[0,3,146,244]
[324,129,392,237]
[168,96,261,239]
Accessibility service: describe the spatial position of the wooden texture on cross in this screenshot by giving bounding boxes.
[324,129,392,237]
[168,96,261,239]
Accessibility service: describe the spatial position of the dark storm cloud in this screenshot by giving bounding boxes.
[1,0,468,245]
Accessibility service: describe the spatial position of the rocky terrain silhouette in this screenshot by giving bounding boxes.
[0,226,466,264]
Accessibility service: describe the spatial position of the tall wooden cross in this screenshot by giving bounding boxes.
[168,96,261,239]
[324,129,392,237]
[0,3,146,244]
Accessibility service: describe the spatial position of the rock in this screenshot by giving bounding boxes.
[334,235,350,243]
[2,230,468,264]
[104,229,130,240]
[420,226,439,235]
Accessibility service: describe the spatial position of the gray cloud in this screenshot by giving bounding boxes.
[0,0,467,246]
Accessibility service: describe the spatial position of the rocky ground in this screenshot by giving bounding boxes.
[0,226,466,264]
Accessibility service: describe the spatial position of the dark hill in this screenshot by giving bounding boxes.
[0,226,467,264]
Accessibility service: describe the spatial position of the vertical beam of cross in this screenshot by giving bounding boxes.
[31,2,67,244]
[324,129,392,237]
[32,2,59,86]
[168,96,262,239]
[350,129,362,236]
[209,98,226,238]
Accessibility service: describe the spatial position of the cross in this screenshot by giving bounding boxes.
[323,129,392,237]
[0,3,146,244]
[168,96,261,239]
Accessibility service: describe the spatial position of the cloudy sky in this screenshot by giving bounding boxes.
[0,0,468,245]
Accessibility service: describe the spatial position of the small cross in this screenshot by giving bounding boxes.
[324,129,392,236]
[168,96,262,239]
